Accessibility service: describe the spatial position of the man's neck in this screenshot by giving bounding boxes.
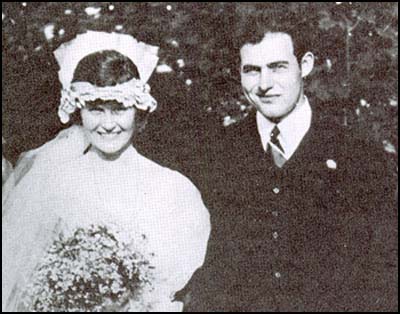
[256,95,312,160]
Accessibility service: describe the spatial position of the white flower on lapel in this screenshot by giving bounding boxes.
[326,159,337,170]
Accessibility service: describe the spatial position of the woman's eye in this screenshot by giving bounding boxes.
[88,108,104,115]
[114,108,129,114]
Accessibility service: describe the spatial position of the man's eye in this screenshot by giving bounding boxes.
[272,64,288,71]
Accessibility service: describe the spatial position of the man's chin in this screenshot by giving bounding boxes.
[256,104,286,120]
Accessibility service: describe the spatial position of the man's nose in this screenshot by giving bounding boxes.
[258,68,274,93]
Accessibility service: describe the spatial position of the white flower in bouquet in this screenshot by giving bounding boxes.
[22,225,155,312]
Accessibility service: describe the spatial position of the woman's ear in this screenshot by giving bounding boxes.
[301,52,315,78]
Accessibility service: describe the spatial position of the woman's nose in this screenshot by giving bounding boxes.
[101,112,117,131]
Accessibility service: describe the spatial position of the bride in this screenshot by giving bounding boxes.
[2,138,12,187]
[2,31,210,312]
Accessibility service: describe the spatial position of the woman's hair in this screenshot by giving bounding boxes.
[72,50,140,86]
[69,50,149,132]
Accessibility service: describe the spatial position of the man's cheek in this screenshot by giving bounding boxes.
[241,76,256,91]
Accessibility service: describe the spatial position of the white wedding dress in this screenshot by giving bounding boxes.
[2,126,210,312]
[2,154,12,187]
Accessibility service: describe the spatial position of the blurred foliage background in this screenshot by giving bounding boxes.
[2,2,398,165]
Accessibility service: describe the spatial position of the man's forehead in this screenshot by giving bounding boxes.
[240,32,295,65]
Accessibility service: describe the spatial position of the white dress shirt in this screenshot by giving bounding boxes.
[256,96,312,165]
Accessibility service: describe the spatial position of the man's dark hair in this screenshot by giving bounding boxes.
[234,9,317,64]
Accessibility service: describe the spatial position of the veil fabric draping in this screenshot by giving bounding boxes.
[2,126,211,312]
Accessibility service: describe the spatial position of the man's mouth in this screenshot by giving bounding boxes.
[258,95,280,101]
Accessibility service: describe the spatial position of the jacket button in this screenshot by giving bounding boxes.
[273,232,279,239]
[273,187,280,194]
[274,272,281,278]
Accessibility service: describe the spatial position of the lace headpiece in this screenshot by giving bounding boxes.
[54,31,159,124]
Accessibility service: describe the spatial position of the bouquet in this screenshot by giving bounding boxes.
[22,225,154,312]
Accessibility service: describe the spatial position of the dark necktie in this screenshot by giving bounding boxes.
[266,126,286,168]
[270,125,284,154]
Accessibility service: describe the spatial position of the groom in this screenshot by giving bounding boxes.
[182,19,398,312]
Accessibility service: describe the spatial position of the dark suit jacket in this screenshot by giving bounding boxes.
[181,107,398,312]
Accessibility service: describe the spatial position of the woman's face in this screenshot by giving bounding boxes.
[81,101,137,158]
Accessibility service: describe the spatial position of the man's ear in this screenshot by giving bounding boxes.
[300,52,315,78]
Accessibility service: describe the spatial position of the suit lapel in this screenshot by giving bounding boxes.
[231,113,319,175]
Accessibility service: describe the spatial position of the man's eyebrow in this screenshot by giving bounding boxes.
[242,61,289,72]
[242,64,261,72]
[267,61,289,67]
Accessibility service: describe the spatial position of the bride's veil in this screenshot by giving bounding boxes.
[2,126,86,311]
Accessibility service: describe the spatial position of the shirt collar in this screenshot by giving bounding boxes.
[256,96,312,160]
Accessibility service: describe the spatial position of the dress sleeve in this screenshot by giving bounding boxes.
[147,175,211,311]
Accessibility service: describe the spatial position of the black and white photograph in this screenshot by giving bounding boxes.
[2,2,398,312]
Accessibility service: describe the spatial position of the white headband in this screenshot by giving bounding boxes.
[58,79,158,124]
[54,31,160,124]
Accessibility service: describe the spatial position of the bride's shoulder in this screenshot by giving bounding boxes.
[39,126,85,158]
[18,126,85,163]
[140,158,210,229]
[137,154,203,202]
[10,126,86,186]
